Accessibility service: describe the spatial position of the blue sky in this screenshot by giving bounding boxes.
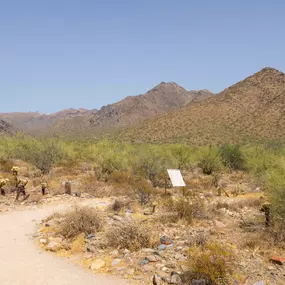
[0,0,285,113]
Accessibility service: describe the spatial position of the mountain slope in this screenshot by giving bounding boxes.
[39,83,213,137]
[0,109,94,133]
[88,82,213,129]
[115,68,285,144]
[0,119,16,135]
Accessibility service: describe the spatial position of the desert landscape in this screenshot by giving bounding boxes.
[1,68,285,284]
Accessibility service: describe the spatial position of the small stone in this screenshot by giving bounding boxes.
[111,259,121,267]
[214,220,227,228]
[123,248,131,255]
[126,268,135,275]
[46,241,60,251]
[190,279,207,285]
[160,236,173,245]
[140,258,149,265]
[270,257,284,265]
[40,238,47,244]
[110,249,119,257]
[142,264,155,272]
[252,282,265,285]
[170,271,182,284]
[90,259,105,270]
[113,215,123,221]
[146,255,160,262]
[142,248,156,253]
[158,244,167,251]
[153,274,162,285]
[87,233,94,239]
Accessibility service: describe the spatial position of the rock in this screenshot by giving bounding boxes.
[90,259,105,270]
[270,257,284,265]
[158,244,167,251]
[123,248,131,255]
[252,282,265,285]
[213,220,227,228]
[126,268,135,275]
[142,264,155,272]
[146,255,161,262]
[113,215,123,222]
[170,271,182,284]
[160,236,173,245]
[153,274,162,285]
[40,238,47,244]
[142,248,156,253]
[111,259,121,266]
[87,233,94,239]
[110,249,119,257]
[46,241,60,251]
[190,279,207,285]
[140,258,149,265]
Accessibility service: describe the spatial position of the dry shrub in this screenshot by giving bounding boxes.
[57,207,103,239]
[110,199,131,212]
[187,231,209,248]
[107,218,156,251]
[165,197,207,224]
[187,243,234,285]
[109,170,131,184]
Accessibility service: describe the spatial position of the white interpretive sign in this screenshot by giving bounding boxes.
[167,169,186,187]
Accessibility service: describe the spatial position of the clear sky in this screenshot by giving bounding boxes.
[0,0,285,113]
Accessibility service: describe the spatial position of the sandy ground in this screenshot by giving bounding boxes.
[0,199,129,285]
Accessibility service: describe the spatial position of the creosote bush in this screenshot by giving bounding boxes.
[107,218,156,251]
[57,207,103,239]
[198,148,222,175]
[220,144,245,171]
[187,242,234,285]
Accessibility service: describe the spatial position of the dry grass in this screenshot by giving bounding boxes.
[57,207,104,239]
[106,217,157,251]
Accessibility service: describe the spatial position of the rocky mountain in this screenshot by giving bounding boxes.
[0,84,213,135]
[88,82,213,130]
[115,68,285,144]
[0,119,16,135]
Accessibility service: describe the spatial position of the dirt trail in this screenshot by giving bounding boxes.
[0,200,129,285]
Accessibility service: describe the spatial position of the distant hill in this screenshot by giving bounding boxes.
[0,119,16,135]
[115,68,285,144]
[0,84,213,136]
[32,83,213,137]
[0,109,94,133]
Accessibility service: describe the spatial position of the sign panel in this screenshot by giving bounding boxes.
[167,169,186,187]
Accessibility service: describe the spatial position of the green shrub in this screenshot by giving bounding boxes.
[198,148,222,175]
[219,144,245,170]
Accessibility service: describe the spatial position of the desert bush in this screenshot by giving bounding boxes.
[57,207,103,239]
[219,144,245,171]
[110,199,131,212]
[107,218,156,251]
[198,148,222,175]
[187,242,234,285]
[131,177,152,205]
[109,170,132,184]
[171,144,194,169]
[0,157,14,172]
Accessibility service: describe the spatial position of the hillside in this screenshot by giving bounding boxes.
[0,109,94,133]
[39,83,213,137]
[88,82,213,129]
[0,119,16,135]
[115,67,285,144]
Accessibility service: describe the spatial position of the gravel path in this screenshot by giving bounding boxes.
[0,200,129,285]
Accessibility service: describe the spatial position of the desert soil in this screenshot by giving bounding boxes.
[0,199,129,285]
